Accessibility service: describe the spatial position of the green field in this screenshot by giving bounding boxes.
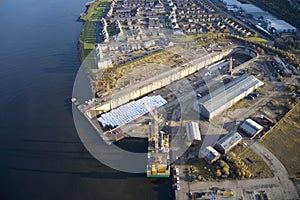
[80,21,96,45]
[78,0,111,56]
[261,104,300,178]
[80,0,111,22]
[246,36,268,43]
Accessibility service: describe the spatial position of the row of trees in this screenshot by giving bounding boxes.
[225,35,300,71]
[198,33,300,70]
[275,38,300,52]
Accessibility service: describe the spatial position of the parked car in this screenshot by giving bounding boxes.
[175,167,179,176]
[247,94,255,100]
[252,92,260,97]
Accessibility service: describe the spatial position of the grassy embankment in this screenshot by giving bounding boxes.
[261,104,300,179]
[78,0,111,59]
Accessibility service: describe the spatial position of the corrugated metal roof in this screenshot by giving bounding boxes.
[198,75,263,114]
[266,19,296,31]
[186,122,201,141]
[98,95,167,127]
[215,132,242,153]
[240,119,263,136]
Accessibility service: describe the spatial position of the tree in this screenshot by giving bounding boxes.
[219,160,227,168]
[222,166,230,176]
[245,171,252,178]
[216,169,222,177]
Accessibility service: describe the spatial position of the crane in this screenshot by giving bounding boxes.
[143,102,159,150]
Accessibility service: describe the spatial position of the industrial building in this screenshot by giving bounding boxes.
[98,95,167,128]
[201,146,220,164]
[214,132,242,154]
[266,19,297,34]
[221,0,297,34]
[185,122,201,142]
[194,75,264,120]
[240,118,264,138]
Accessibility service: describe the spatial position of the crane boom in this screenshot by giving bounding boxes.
[143,102,159,150]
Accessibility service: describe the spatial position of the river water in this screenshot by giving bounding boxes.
[0,0,171,199]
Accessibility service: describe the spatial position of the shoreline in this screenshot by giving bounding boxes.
[77,0,112,62]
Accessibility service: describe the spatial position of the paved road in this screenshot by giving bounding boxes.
[249,142,299,199]
[174,139,299,200]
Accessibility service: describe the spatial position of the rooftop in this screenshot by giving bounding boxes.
[266,19,297,31]
[198,75,264,114]
[215,132,242,153]
[98,95,167,128]
[185,122,201,142]
[240,118,263,136]
[202,146,220,161]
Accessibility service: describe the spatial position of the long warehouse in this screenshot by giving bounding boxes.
[194,75,264,120]
[98,95,167,128]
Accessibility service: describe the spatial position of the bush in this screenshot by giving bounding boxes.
[216,169,222,177]
[227,152,252,179]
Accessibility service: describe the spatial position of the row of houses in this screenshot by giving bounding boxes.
[101,0,166,39]
[94,0,170,68]
[169,0,253,36]
[223,18,253,36]
[170,0,220,33]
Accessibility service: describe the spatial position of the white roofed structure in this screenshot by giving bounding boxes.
[266,19,297,34]
[240,118,263,138]
[98,95,167,128]
[185,122,201,142]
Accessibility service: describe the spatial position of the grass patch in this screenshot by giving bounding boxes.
[186,158,218,181]
[172,35,198,42]
[292,49,300,54]
[80,0,111,22]
[231,144,274,178]
[172,32,218,43]
[83,42,95,49]
[246,36,268,43]
[79,0,111,53]
[79,21,96,45]
[261,104,300,178]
